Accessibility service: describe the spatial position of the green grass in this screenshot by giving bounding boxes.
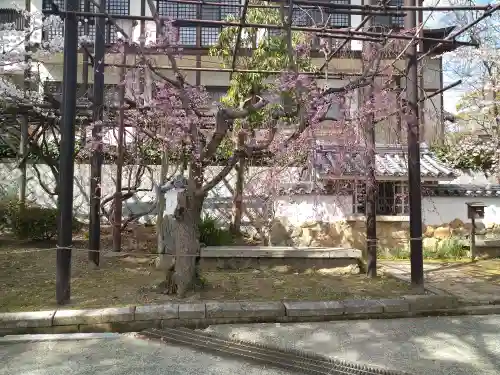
[379,237,469,261]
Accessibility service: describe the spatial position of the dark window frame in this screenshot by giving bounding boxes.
[0,8,24,31]
[353,180,409,216]
[373,0,404,28]
[42,0,130,44]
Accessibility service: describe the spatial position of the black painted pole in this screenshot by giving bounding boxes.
[56,0,79,305]
[88,0,106,267]
[405,0,424,289]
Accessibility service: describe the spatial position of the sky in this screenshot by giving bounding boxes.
[422,0,496,114]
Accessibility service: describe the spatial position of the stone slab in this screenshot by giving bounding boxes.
[284,301,344,317]
[343,299,384,314]
[0,310,55,329]
[135,304,178,321]
[456,305,500,315]
[403,295,458,312]
[240,302,286,318]
[205,302,242,319]
[179,303,206,319]
[202,247,362,259]
[53,306,136,326]
[205,301,285,319]
[461,295,500,306]
[376,299,410,313]
[79,320,161,333]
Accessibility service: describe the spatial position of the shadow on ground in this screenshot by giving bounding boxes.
[0,334,290,375]
[204,315,500,375]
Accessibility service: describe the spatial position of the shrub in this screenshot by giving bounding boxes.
[198,215,234,246]
[0,192,19,231]
[9,205,59,241]
[434,238,468,259]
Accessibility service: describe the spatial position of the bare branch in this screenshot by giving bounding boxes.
[200,155,239,195]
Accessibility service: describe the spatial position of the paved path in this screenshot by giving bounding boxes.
[205,315,500,375]
[380,260,500,301]
[0,333,289,375]
[3,315,500,375]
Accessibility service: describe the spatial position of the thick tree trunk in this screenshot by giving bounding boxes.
[163,192,203,298]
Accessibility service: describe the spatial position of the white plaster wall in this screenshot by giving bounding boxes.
[422,196,500,226]
[273,195,352,226]
[0,163,305,222]
[4,161,500,228]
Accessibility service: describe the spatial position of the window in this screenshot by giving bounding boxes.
[292,0,350,28]
[353,181,409,216]
[157,0,240,47]
[0,9,24,31]
[42,0,130,44]
[373,0,404,28]
[291,1,350,49]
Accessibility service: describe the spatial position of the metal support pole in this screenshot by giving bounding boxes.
[404,0,424,290]
[56,0,79,305]
[88,0,106,266]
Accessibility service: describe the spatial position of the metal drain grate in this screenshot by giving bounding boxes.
[138,327,412,375]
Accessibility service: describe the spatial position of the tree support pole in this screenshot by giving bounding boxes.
[363,0,377,278]
[19,0,32,207]
[88,0,106,266]
[405,0,424,290]
[56,0,79,305]
[112,45,128,252]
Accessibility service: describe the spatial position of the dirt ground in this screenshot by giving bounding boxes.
[0,236,414,312]
[382,259,500,301]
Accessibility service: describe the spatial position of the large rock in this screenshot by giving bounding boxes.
[269,218,293,246]
[423,237,439,251]
[423,225,435,237]
[449,218,464,229]
[433,226,452,239]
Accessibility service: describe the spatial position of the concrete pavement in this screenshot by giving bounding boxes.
[205,314,500,375]
[0,333,289,375]
[2,315,500,375]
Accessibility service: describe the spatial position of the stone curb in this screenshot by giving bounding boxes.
[0,295,496,336]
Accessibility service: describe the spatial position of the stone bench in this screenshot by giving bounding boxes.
[199,246,362,272]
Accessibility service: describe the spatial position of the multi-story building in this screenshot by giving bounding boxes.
[1,0,455,143]
[0,0,459,217]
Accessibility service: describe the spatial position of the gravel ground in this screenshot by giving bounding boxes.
[0,333,290,375]
[204,315,500,375]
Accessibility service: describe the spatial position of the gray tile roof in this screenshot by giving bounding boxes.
[313,144,457,180]
[424,184,500,197]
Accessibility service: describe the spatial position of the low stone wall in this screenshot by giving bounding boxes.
[199,247,362,272]
[2,295,493,336]
[270,217,500,256]
[269,219,412,250]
